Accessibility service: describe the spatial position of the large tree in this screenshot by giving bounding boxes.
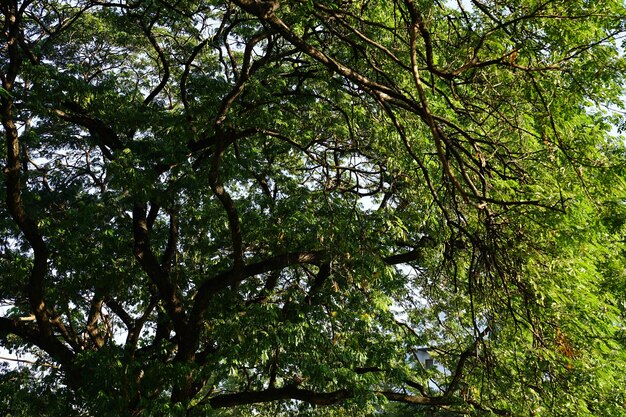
[2,0,626,415]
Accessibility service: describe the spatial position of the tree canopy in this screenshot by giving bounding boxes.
[1,0,626,415]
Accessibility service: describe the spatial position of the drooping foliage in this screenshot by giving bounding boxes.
[1,0,626,416]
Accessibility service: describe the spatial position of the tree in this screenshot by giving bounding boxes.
[1,0,626,415]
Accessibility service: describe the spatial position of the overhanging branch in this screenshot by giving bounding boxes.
[208,386,351,408]
[0,317,74,366]
[206,385,463,409]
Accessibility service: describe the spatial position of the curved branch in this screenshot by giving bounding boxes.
[181,37,211,125]
[215,31,274,125]
[141,16,171,105]
[190,251,325,324]
[132,203,187,339]
[53,104,123,159]
[2,5,52,340]
[0,317,74,366]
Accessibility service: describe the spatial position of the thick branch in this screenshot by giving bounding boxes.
[132,203,187,340]
[207,385,460,409]
[185,246,416,359]
[190,251,324,315]
[86,295,105,349]
[381,391,453,405]
[191,246,420,327]
[383,249,423,265]
[2,5,51,339]
[0,317,74,366]
[188,127,260,155]
[208,386,351,408]
[53,105,123,159]
[104,298,134,329]
[185,251,325,359]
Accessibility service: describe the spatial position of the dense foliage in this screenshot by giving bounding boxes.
[1,0,626,415]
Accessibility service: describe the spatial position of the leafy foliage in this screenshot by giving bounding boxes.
[1,0,626,416]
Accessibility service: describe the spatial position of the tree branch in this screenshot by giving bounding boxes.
[0,317,74,366]
[206,385,464,409]
[141,16,171,106]
[161,210,178,272]
[231,0,416,110]
[207,136,245,278]
[208,386,351,408]
[86,294,105,349]
[52,104,123,159]
[132,203,187,341]
[214,31,273,125]
[445,326,490,396]
[2,4,53,341]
